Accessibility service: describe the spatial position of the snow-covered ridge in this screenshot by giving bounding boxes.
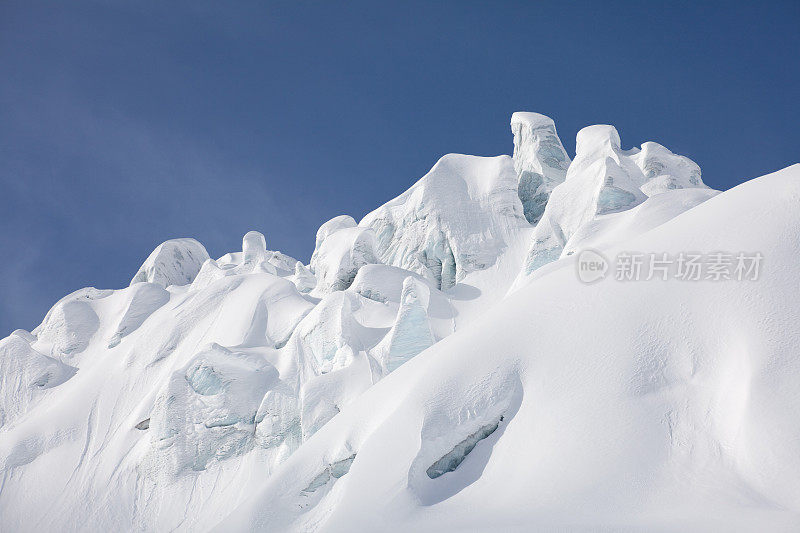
[2,111,798,532]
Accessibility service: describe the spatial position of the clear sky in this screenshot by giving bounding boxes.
[1,1,798,335]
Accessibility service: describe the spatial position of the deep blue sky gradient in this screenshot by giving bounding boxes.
[1,1,798,335]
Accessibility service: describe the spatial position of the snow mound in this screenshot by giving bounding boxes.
[348,264,435,304]
[143,343,279,474]
[634,141,705,195]
[32,287,110,356]
[130,238,210,287]
[289,291,370,375]
[309,222,378,293]
[291,261,317,293]
[360,154,526,290]
[313,215,357,254]
[190,232,305,292]
[242,230,268,265]
[0,331,76,428]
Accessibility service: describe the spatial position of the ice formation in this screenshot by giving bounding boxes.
[130,238,210,287]
[426,417,503,479]
[145,343,280,473]
[242,230,268,265]
[510,112,571,224]
[377,276,435,373]
[0,330,76,427]
[360,153,526,290]
[1,111,799,532]
[309,217,377,293]
[515,123,710,282]
[291,261,316,294]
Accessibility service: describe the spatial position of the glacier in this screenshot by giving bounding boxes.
[1,111,799,532]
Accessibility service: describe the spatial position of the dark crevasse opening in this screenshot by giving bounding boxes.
[426,416,503,479]
[302,453,357,493]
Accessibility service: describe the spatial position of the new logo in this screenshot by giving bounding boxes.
[576,249,609,283]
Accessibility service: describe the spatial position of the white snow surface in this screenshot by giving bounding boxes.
[359,153,527,291]
[130,238,210,288]
[1,112,799,532]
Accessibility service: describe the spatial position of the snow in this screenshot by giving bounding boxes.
[634,141,704,195]
[222,164,800,532]
[376,276,435,373]
[0,330,76,428]
[145,343,280,473]
[360,153,526,290]
[291,261,317,294]
[0,110,798,532]
[310,223,378,293]
[32,287,110,356]
[130,238,210,287]
[514,122,710,286]
[425,416,502,479]
[510,112,571,224]
[106,282,170,348]
[313,215,357,254]
[242,230,268,265]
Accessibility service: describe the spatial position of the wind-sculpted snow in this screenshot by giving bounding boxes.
[312,215,358,257]
[515,123,711,285]
[144,343,280,473]
[32,287,111,356]
[360,153,526,290]
[284,291,384,438]
[0,112,797,532]
[107,282,170,348]
[634,141,704,195]
[130,238,210,287]
[510,112,571,224]
[291,291,367,375]
[376,276,435,372]
[220,165,800,532]
[301,453,357,493]
[309,219,378,293]
[192,232,302,293]
[0,330,76,427]
[348,264,407,303]
[242,230,268,265]
[425,416,502,479]
[291,261,316,293]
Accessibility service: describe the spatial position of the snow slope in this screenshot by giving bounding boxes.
[1,111,798,532]
[224,164,800,532]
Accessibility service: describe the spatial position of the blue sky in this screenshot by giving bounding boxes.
[1,1,798,335]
